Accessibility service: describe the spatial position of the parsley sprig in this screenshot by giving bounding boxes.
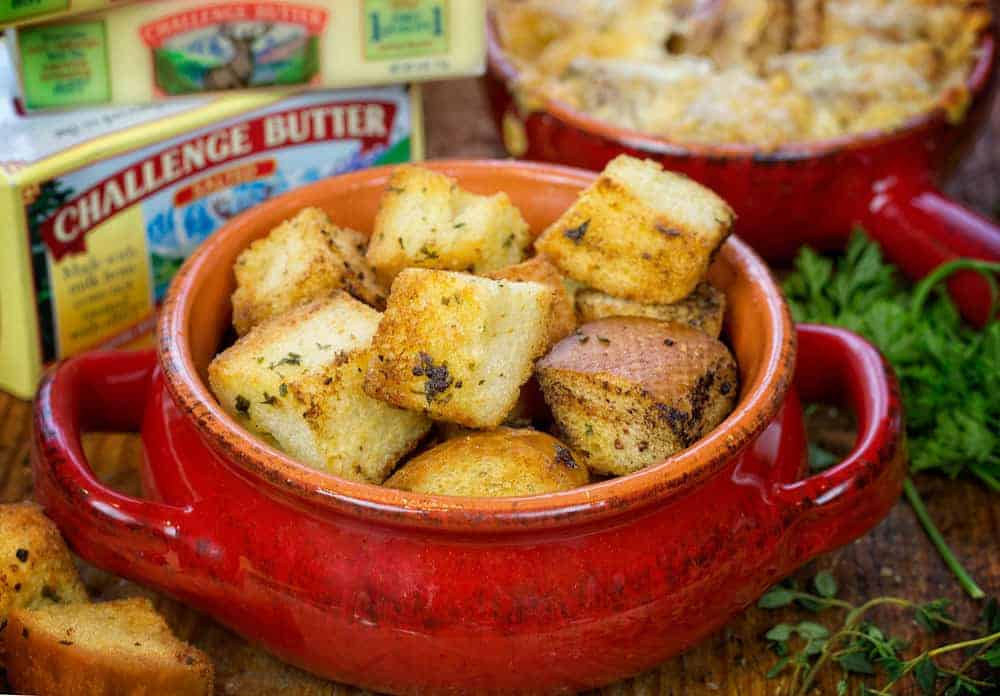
[760,572,1000,695]
[784,233,999,598]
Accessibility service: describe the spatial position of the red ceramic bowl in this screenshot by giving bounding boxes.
[33,162,905,695]
[484,16,1000,326]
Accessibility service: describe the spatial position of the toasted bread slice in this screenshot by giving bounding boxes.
[536,318,738,475]
[6,597,212,696]
[209,292,431,483]
[231,207,384,335]
[0,503,88,660]
[386,428,588,497]
[365,166,531,285]
[535,155,734,304]
[487,255,577,348]
[364,269,555,428]
[575,281,726,337]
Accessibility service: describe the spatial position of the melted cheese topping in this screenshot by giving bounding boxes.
[493,0,990,149]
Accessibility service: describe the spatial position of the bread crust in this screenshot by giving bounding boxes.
[536,317,738,475]
[6,598,213,696]
[386,428,589,496]
[535,156,734,304]
[575,282,726,337]
[0,502,88,662]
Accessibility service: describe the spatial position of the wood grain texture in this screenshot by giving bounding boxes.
[0,77,997,695]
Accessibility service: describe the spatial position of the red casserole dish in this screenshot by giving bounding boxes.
[33,162,905,694]
[483,16,1000,326]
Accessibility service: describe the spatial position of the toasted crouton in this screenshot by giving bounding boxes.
[386,428,588,496]
[6,597,212,696]
[231,207,384,335]
[536,318,738,476]
[364,269,555,429]
[487,255,576,347]
[535,155,734,304]
[576,282,726,337]
[1,503,88,660]
[209,292,431,483]
[365,166,531,285]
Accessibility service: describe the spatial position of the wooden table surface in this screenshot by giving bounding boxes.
[1,79,997,695]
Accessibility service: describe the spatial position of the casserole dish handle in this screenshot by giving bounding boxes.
[32,349,201,586]
[776,324,907,562]
[861,176,999,328]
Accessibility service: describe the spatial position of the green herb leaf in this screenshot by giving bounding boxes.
[813,571,838,598]
[836,651,876,675]
[913,656,938,695]
[795,621,830,640]
[808,443,838,471]
[983,644,1000,668]
[766,656,790,679]
[758,587,796,609]
[766,624,793,641]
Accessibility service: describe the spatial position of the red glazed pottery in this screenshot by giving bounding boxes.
[33,162,905,695]
[484,19,1000,326]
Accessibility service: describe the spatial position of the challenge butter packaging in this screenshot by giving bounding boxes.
[0,72,423,398]
[9,0,485,110]
[0,0,134,29]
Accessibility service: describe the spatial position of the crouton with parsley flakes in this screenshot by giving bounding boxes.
[575,281,726,337]
[209,292,431,484]
[231,207,384,335]
[536,317,738,476]
[535,155,734,304]
[365,166,531,285]
[364,269,555,429]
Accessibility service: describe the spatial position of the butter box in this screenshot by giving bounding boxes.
[0,75,423,398]
[8,0,485,110]
[0,0,134,30]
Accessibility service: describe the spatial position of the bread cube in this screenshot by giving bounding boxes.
[487,255,576,348]
[209,292,431,483]
[6,598,212,696]
[1,503,88,659]
[231,207,384,335]
[535,155,734,304]
[386,429,589,497]
[536,318,738,475]
[365,166,531,285]
[364,269,555,428]
[576,282,726,337]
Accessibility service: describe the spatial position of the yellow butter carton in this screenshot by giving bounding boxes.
[0,0,134,30]
[9,0,485,110]
[0,69,423,398]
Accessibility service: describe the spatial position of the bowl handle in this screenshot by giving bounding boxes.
[860,174,999,327]
[32,350,198,586]
[775,324,907,563]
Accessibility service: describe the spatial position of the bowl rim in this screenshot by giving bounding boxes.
[157,160,796,533]
[485,10,998,161]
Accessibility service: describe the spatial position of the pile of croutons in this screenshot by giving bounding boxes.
[209,155,740,496]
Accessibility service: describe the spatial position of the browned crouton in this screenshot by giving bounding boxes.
[386,428,588,496]
[364,269,555,428]
[231,207,384,335]
[535,155,734,304]
[487,255,577,348]
[0,503,88,661]
[365,166,531,285]
[575,281,726,337]
[6,597,213,696]
[536,318,738,475]
[209,292,431,483]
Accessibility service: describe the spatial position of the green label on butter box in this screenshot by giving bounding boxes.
[0,0,68,22]
[20,20,111,109]
[364,0,448,60]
